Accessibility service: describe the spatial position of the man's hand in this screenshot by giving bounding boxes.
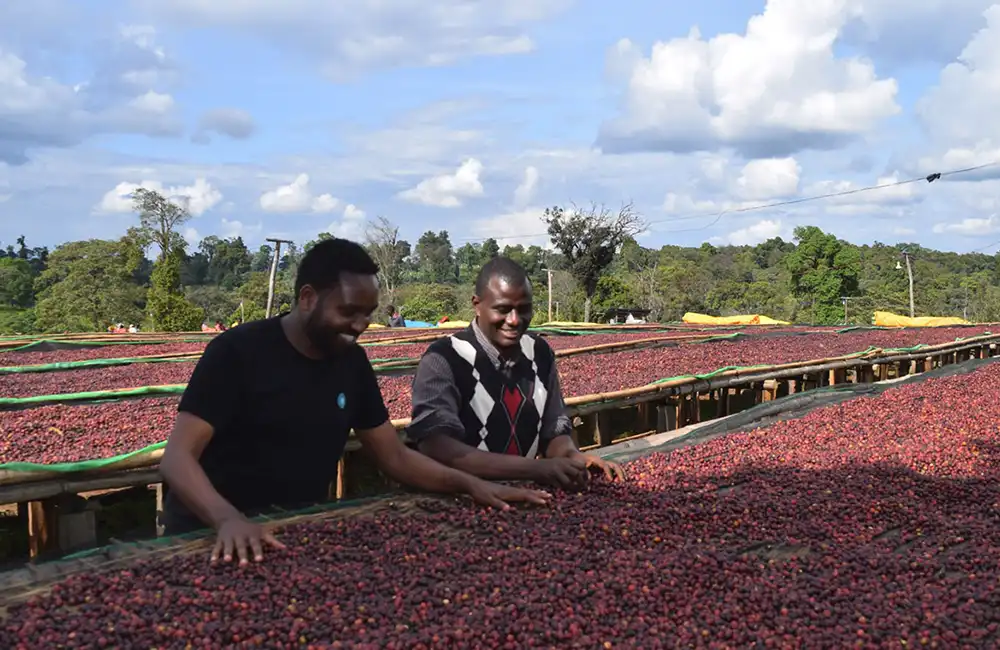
[466,478,552,511]
[574,451,626,482]
[211,516,286,565]
[533,456,590,489]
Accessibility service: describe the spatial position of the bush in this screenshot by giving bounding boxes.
[397,283,461,323]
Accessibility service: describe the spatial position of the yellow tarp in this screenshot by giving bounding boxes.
[536,321,608,329]
[436,320,470,329]
[367,323,386,329]
[873,311,970,328]
[682,312,791,326]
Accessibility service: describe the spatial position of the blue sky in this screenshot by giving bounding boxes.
[1,0,1000,254]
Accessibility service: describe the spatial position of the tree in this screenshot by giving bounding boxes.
[0,258,35,307]
[414,231,457,284]
[34,238,146,332]
[544,202,645,322]
[364,217,411,304]
[132,188,192,260]
[784,226,861,324]
[147,249,205,331]
[399,284,460,322]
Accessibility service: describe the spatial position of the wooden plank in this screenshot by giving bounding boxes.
[28,499,57,559]
[596,410,614,447]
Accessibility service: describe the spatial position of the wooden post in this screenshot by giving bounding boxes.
[787,379,797,394]
[155,483,165,537]
[336,457,347,500]
[656,402,677,432]
[27,500,56,558]
[716,389,730,418]
[265,238,294,318]
[595,410,614,447]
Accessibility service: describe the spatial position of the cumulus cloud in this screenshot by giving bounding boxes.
[735,158,801,200]
[915,5,1000,180]
[398,158,484,207]
[0,25,183,164]
[220,217,263,239]
[597,1,900,158]
[722,219,785,246]
[259,174,340,213]
[932,215,999,236]
[513,165,539,207]
[471,207,550,248]
[192,108,256,143]
[326,203,368,241]
[95,178,222,216]
[141,0,570,78]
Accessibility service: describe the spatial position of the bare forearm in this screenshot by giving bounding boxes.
[161,453,242,529]
[376,446,477,494]
[544,434,579,459]
[418,436,541,481]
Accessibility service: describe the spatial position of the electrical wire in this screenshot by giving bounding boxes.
[453,159,1000,244]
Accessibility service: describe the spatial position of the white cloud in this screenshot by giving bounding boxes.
[219,217,262,239]
[915,5,1000,181]
[723,219,785,246]
[893,227,916,236]
[193,107,256,143]
[259,174,340,213]
[597,1,900,157]
[735,157,801,200]
[182,227,200,247]
[398,158,484,207]
[932,215,999,236]
[95,178,222,216]
[0,26,182,164]
[513,165,539,207]
[144,0,570,78]
[326,203,368,241]
[470,207,550,248]
[796,172,921,216]
[342,204,365,220]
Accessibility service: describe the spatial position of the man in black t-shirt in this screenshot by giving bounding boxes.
[407,257,625,488]
[160,239,550,565]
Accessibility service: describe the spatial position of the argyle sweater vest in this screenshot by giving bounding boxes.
[427,326,555,457]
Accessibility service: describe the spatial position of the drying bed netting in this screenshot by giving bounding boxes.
[378,327,996,418]
[0,329,996,465]
[5,364,1000,648]
[1,327,991,402]
[0,342,207,368]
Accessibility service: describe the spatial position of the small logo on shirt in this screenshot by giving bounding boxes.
[337,393,346,409]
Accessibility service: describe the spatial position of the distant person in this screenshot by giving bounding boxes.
[214,320,227,332]
[407,257,625,489]
[159,239,549,564]
[387,305,406,328]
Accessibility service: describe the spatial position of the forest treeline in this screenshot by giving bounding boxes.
[1,192,997,334]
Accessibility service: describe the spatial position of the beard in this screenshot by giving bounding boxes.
[304,310,357,358]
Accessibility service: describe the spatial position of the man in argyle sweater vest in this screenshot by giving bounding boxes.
[407,257,624,489]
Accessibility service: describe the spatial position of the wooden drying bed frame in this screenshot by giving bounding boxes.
[2,333,998,559]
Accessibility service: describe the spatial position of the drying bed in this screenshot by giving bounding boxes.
[3,363,1000,647]
[1,328,990,400]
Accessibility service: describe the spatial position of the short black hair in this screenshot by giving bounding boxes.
[474,256,530,295]
[294,238,380,300]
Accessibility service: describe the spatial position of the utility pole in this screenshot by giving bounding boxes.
[840,296,861,325]
[901,250,915,318]
[265,238,294,318]
[543,268,554,322]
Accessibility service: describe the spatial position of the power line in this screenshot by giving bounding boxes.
[454,159,1000,244]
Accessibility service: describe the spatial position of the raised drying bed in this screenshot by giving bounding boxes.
[3,359,1000,647]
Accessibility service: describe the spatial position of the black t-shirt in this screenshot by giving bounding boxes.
[161,316,390,533]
